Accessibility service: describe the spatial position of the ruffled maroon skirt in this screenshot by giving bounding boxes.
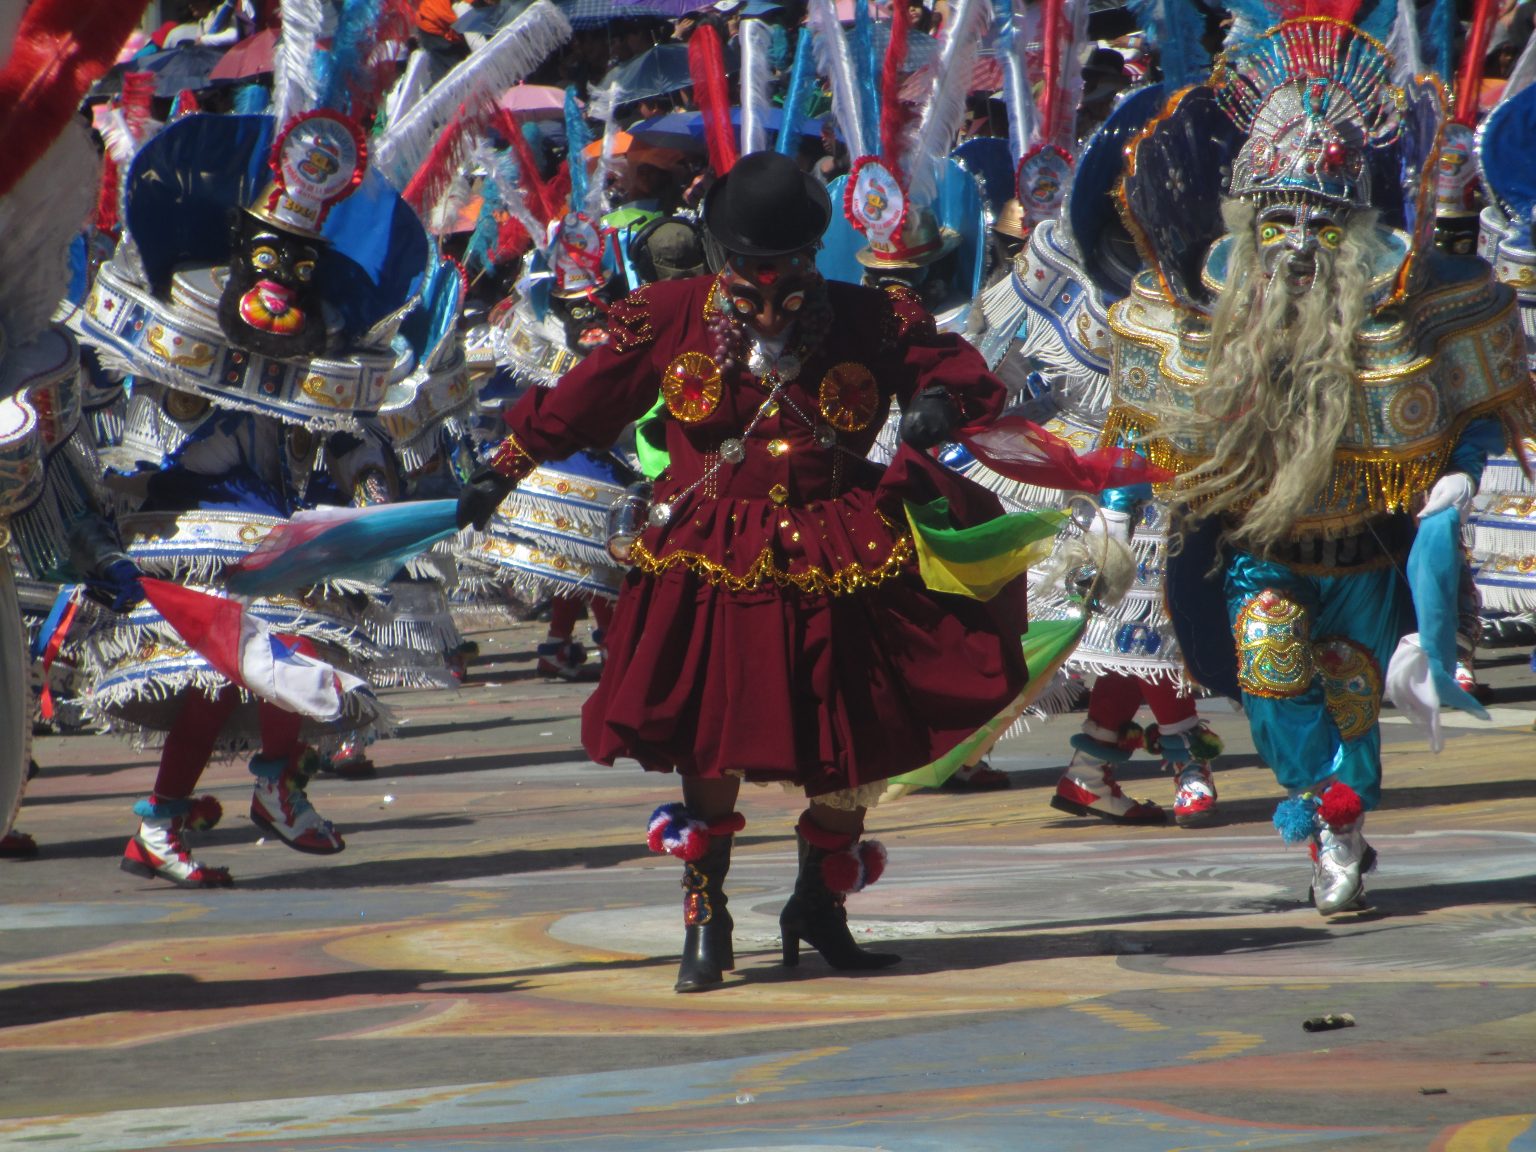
[579,450,1028,797]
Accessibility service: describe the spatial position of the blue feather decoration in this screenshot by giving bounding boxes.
[314,0,385,114]
[1352,0,1399,45]
[564,86,594,213]
[776,27,818,154]
[466,175,503,272]
[1272,795,1320,844]
[1130,0,1210,90]
[1428,0,1454,81]
[852,0,880,161]
[233,83,269,115]
[1221,0,1276,56]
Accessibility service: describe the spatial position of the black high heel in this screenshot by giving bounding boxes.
[778,826,899,971]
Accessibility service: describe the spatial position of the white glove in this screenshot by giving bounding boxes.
[1085,505,1134,544]
[1418,472,1476,522]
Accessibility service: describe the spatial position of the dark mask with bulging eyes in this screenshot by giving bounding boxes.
[216,211,327,360]
[549,282,619,354]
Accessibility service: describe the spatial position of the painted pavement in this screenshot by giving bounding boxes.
[0,623,1533,1151]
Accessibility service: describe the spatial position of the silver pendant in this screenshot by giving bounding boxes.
[647,501,674,527]
[814,424,836,448]
[719,437,746,464]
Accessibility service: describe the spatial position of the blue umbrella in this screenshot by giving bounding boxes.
[630,107,833,151]
[559,0,666,28]
[137,44,234,97]
[600,42,727,102]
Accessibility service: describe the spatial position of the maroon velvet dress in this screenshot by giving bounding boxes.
[492,276,1028,798]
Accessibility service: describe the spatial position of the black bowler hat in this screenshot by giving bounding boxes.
[703,151,832,257]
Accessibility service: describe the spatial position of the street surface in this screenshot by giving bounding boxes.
[1,620,1534,1151]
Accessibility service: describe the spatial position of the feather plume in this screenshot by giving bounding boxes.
[401,108,474,218]
[473,139,546,262]
[1129,0,1210,90]
[808,0,868,160]
[496,107,561,230]
[0,0,145,198]
[1064,0,1091,142]
[1453,0,1498,126]
[0,119,98,349]
[233,83,271,114]
[272,0,327,127]
[776,27,818,155]
[852,0,881,162]
[563,86,594,213]
[315,0,387,114]
[1222,0,1276,55]
[906,0,993,203]
[374,0,573,190]
[1384,0,1423,87]
[740,19,774,156]
[382,49,435,131]
[880,0,914,173]
[585,81,623,219]
[688,23,739,175]
[1426,0,1454,80]
[1001,2,1039,164]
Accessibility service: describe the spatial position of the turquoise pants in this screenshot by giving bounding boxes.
[1224,553,1412,810]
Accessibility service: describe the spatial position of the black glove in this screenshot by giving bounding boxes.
[899,385,959,450]
[456,468,517,530]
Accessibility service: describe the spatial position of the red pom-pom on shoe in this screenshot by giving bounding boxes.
[1318,782,1364,830]
[822,849,863,894]
[857,840,887,888]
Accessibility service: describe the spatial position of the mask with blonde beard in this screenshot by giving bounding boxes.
[1163,197,1383,553]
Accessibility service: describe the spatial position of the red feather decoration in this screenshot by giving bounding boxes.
[95,152,121,235]
[880,0,913,174]
[402,106,472,216]
[0,0,151,197]
[496,106,561,230]
[688,24,738,176]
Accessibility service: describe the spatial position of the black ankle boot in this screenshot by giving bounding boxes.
[780,818,899,971]
[675,835,735,993]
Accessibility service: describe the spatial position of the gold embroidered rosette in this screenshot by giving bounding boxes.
[662,351,723,424]
[818,362,878,432]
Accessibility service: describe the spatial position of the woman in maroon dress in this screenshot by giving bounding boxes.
[459,152,1027,992]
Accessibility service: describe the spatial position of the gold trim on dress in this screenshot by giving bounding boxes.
[629,534,914,596]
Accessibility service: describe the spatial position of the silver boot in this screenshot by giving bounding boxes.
[1310,816,1377,914]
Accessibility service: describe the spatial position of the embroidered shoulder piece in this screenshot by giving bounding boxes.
[607,286,657,354]
[881,283,937,346]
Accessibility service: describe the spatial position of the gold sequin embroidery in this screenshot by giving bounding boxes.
[629,534,914,596]
[1234,589,1312,698]
[1312,636,1382,741]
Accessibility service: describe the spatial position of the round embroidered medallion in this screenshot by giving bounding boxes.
[818,362,878,432]
[661,351,723,424]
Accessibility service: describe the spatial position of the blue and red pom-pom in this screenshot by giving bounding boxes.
[646,803,745,861]
[1273,782,1365,844]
